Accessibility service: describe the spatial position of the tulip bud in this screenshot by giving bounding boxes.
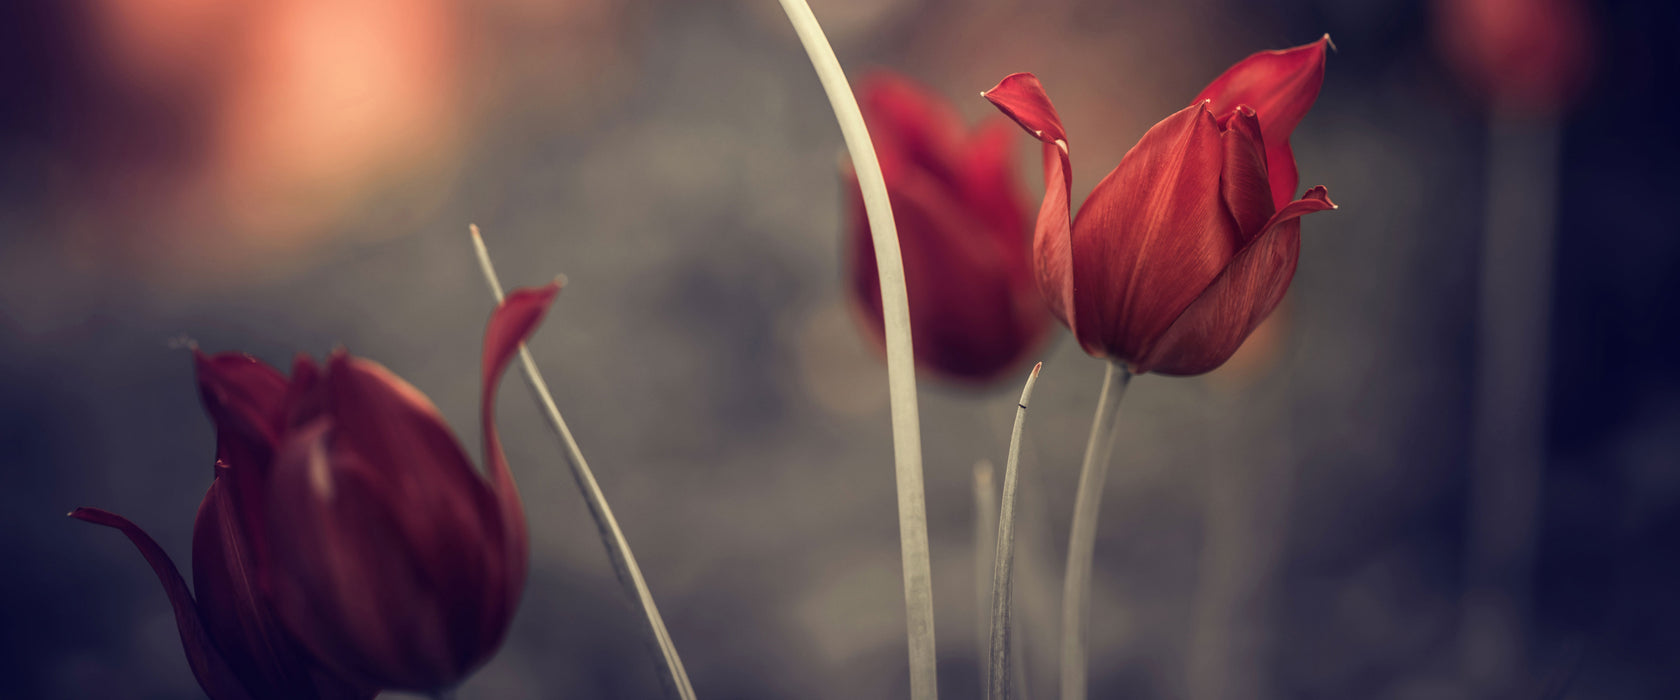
[72,282,560,696]
[846,72,1049,383]
[984,38,1336,376]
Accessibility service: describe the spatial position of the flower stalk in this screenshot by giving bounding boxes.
[773,2,935,698]
[470,226,695,700]
[1060,362,1132,700]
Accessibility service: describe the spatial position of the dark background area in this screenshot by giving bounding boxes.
[2,0,1676,698]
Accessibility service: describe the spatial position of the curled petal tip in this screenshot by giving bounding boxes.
[1031,362,1042,376]
[1321,34,1337,52]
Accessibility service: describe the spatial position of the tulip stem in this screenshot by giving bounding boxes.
[988,363,1043,700]
[774,2,935,699]
[470,226,696,700]
[1059,362,1132,700]
[1461,114,1561,691]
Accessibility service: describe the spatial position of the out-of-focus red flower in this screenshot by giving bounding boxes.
[847,72,1049,383]
[1434,0,1594,114]
[72,283,560,695]
[983,37,1335,376]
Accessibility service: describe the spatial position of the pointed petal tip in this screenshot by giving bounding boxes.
[1321,34,1337,53]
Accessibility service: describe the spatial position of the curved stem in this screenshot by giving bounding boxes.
[471,226,696,700]
[989,364,1043,700]
[1059,362,1132,700]
[773,2,934,698]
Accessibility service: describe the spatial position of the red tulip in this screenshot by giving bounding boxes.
[1434,0,1594,113]
[982,37,1336,376]
[847,72,1050,383]
[72,283,560,696]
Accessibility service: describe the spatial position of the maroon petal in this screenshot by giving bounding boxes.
[194,350,289,458]
[263,420,472,690]
[1069,102,1240,363]
[984,73,1077,337]
[1193,36,1330,209]
[70,507,257,700]
[192,478,373,700]
[479,282,561,615]
[1140,186,1336,375]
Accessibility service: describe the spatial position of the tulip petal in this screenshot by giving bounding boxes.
[1141,186,1335,376]
[961,118,1033,257]
[191,478,374,700]
[194,350,289,457]
[479,282,560,598]
[70,507,257,700]
[264,351,509,689]
[860,72,964,187]
[1069,102,1241,362]
[1218,105,1276,241]
[264,421,468,690]
[849,161,1041,380]
[1193,36,1330,209]
[984,73,1077,336]
[984,72,1067,145]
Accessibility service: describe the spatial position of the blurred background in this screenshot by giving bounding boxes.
[2,0,1676,697]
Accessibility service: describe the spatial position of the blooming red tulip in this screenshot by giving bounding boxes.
[1434,0,1594,113]
[982,37,1336,376]
[72,283,560,696]
[847,72,1049,383]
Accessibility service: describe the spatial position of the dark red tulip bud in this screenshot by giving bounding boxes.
[72,282,560,696]
[984,37,1335,376]
[847,72,1049,383]
[1434,0,1594,114]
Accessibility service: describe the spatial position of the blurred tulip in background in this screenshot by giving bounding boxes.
[846,72,1048,384]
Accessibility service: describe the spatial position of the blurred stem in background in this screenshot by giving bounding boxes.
[774,2,935,698]
[1060,362,1133,700]
[471,227,696,700]
[1185,384,1297,700]
[1462,115,1561,693]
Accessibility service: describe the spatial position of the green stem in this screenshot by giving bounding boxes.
[773,2,934,698]
[471,226,696,700]
[1059,362,1132,700]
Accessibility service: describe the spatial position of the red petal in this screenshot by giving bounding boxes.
[1193,36,1330,209]
[1141,186,1336,375]
[984,73,1076,337]
[960,118,1033,258]
[1069,102,1241,363]
[70,507,257,700]
[478,282,559,634]
[850,156,1043,381]
[983,73,1067,145]
[1218,105,1275,241]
